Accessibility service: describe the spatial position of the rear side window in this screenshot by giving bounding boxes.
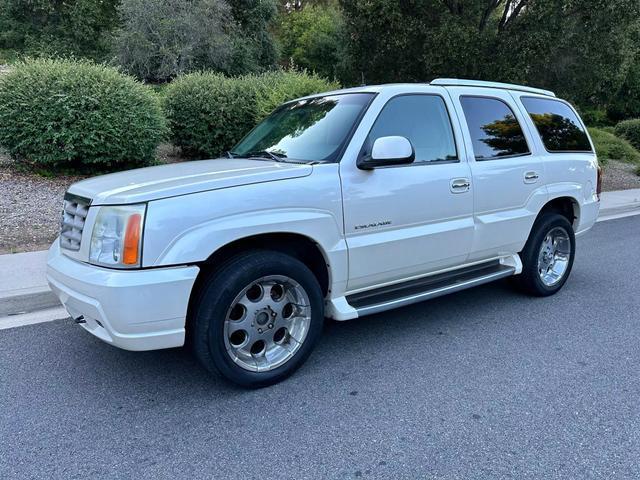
[460,96,530,160]
[521,97,592,152]
[366,94,457,164]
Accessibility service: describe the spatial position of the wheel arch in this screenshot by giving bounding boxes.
[536,195,581,231]
[184,232,331,343]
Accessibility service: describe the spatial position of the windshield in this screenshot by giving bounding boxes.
[231,93,374,163]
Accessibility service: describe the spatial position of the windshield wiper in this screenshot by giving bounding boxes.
[244,150,287,162]
[226,151,239,159]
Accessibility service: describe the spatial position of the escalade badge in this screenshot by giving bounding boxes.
[354,220,392,230]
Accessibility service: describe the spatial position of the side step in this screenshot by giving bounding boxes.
[346,260,515,317]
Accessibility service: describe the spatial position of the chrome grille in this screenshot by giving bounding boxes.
[60,193,91,251]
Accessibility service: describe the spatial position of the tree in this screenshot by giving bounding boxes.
[339,0,640,111]
[480,114,529,156]
[492,0,640,108]
[113,0,236,83]
[0,0,119,59]
[277,2,347,80]
[226,0,279,74]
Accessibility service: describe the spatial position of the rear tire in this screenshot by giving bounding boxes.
[192,250,324,388]
[513,213,576,296]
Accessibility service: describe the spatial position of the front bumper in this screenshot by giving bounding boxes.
[46,240,199,351]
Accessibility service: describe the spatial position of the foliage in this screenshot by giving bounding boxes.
[614,119,640,150]
[0,0,119,60]
[277,3,347,80]
[339,0,640,110]
[0,59,166,172]
[588,128,640,166]
[479,114,528,156]
[164,70,339,158]
[226,0,279,74]
[252,70,340,120]
[580,109,614,128]
[113,0,235,83]
[163,72,256,159]
[607,53,640,121]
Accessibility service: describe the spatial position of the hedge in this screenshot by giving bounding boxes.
[588,127,640,166]
[164,70,339,158]
[0,58,166,172]
[614,119,640,151]
[251,70,340,121]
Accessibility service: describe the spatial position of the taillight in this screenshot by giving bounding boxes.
[596,165,603,200]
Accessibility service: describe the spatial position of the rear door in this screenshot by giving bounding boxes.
[447,88,548,261]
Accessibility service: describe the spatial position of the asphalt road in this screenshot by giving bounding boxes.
[2,216,640,479]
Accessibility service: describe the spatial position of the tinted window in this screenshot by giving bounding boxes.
[232,93,373,163]
[521,97,592,152]
[365,95,457,163]
[460,96,530,160]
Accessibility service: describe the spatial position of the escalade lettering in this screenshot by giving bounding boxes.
[355,220,392,230]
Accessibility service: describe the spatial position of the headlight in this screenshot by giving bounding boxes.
[89,204,146,268]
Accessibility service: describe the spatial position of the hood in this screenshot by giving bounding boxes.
[67,158,313,205]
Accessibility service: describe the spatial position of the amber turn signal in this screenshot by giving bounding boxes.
[123,213,142,265]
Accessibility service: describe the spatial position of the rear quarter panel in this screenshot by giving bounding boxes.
[509,92,600,233]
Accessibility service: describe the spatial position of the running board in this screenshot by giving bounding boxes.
[346,261,515,317]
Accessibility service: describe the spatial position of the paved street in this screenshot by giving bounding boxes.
[1,215,640,479]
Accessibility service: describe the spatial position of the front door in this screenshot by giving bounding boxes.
[340,89,474,292]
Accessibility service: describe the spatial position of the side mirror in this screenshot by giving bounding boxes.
[357,136,415,170]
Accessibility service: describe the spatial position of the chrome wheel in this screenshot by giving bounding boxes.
[223,275,311,372]
[537,226,571,287]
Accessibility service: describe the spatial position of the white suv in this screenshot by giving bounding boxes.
[47,79,601,387]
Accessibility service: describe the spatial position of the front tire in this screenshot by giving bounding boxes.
[192,250,324,388]
[513,213,576,296]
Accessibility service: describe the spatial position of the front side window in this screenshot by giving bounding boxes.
[521,97,592,152]
[364,94,457,164]
[460,96,530,160]
[231,93,374,163]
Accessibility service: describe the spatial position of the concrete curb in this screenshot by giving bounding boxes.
[596,189,640,221]
[0,290,61,317]
[0,250,59,317]
[0,189,639,319]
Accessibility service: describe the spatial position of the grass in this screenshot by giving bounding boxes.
[588,127,640,174]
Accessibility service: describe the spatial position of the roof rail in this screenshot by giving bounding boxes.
[430,78,555,97]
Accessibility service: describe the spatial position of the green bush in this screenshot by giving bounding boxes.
[163,72,256,159]
[614,119,640,151]
[588,127,640,166]
[0,58,166,172]
[580,108,614,128]
[164,70,339,158]
[252,70,340,120]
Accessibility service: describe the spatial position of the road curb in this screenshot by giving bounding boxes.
[597,193,640,222]
[0,290,61,317]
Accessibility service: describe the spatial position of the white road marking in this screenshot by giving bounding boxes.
[0,306,69,330]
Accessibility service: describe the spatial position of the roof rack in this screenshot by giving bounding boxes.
[430,78,555,97]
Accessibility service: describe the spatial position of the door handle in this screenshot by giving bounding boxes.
[450,178,471,193]
[524,171,539,183]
